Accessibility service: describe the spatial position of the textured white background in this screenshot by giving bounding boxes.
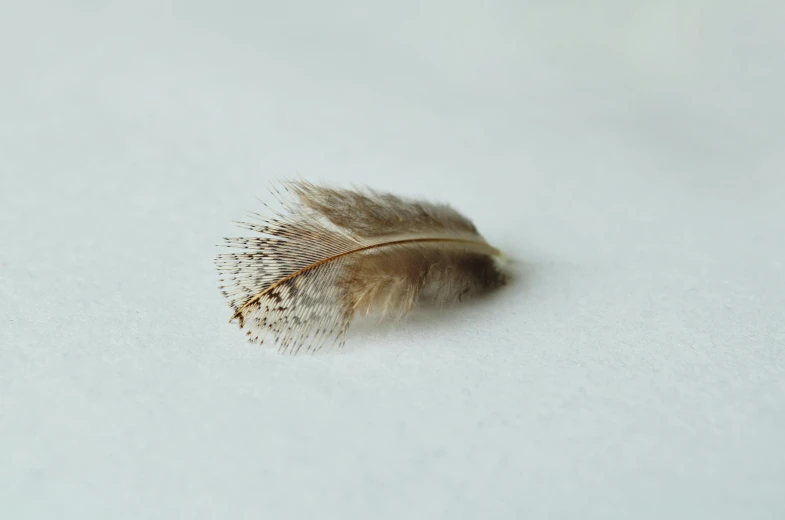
[1,1,784,518]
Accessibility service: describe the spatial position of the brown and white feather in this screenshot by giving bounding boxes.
[216,181,507,353]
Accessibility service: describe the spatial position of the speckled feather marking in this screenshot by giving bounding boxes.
[216,181,506,354]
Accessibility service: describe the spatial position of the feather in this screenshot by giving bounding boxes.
[215,181,507,354]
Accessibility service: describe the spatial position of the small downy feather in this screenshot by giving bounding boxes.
[216,181,507,353]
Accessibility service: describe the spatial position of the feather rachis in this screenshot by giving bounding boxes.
[216,182,507,353]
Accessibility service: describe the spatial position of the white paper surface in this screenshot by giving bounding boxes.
[2,1,784,518]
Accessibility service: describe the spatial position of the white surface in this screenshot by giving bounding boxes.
[2,1,784,518]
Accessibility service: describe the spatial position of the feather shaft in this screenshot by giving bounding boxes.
[231,236,502,322]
